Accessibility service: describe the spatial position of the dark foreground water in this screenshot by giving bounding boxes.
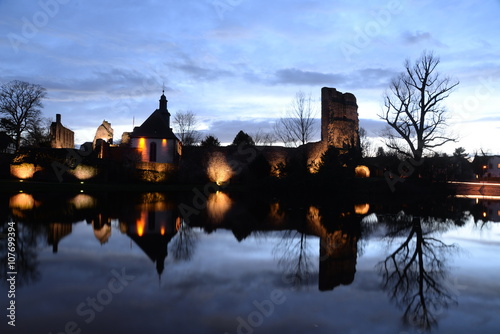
[1,190,499,334]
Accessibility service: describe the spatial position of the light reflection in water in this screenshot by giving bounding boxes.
[354,203,370,215]
[9,193,38,210]
[70,194,97,210]
[207,191,232,224]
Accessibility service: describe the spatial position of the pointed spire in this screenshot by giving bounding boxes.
[159,90,168,111]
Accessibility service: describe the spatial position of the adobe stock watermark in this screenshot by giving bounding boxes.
[7,0,71,54]
[340,0,408,61]
[223,289,286,334]
[51,142,93,182]
[452,74,498,126]
[208,0,244,20]
[48,267,135,334]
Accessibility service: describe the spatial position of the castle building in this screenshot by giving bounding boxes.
[129,92,181,163]
[93,120,114,148]
[321,87,359,150]
[50,114,74,149]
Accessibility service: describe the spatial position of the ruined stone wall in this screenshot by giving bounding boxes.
[93,120,114,148]
[50,114,74,149]
[321,87,359,150]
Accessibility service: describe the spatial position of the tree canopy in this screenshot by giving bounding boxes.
[0,80,47,149]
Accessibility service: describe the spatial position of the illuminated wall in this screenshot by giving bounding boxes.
[130,137,177,163]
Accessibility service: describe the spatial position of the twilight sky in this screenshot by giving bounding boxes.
[1,0,499,154]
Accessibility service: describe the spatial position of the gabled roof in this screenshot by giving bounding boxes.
[130,109,178,139]
[130,93,179,140]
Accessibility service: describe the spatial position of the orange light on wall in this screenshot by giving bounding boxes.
[160,226,165,235]
[162,139,167,147]
[138,137,146,149]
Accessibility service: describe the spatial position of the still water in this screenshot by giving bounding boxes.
[1,190,500,334]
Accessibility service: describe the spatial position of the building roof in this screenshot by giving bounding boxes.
[130,93,179,140]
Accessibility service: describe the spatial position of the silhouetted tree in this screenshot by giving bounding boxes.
[253,129,276,146]
[377,213,458,331]
[0,80,47,149]
[200,134,220,148]
[23,116,51,147]
[172,110,202,146]
[275,91,317,147]
[379,51,459,160]
[359,127,373,157]
[453,147,468,159]
[231,130,254,147]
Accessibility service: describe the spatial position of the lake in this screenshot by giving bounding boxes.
[1,189,500,334]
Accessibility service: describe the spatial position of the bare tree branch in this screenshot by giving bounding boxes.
[275,91,318,147]
[0,80,47,149]
[172,110,202,146]
[379,51,459,160]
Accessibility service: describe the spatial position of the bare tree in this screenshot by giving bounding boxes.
[24,116,51,147]
[253,129,276,146]
[359,127,374,157]
[275,91,318,147]
[172,110,202,146]
[379,51,459,160]
[0,80,47,149]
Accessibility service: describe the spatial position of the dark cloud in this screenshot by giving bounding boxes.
[272,68,397,89]
[402,31,447,47]
[274,68,347,86]
[173,62,234,81]
[402,31,432,44]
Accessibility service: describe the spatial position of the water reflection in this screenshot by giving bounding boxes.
[2,191,499,332]
[376,212,459,331]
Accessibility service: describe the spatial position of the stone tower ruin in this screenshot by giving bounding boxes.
[321,87,359,150]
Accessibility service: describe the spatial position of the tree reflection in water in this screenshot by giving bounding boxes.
[377,212,459,331]
[170,219,197,262]
[275,229,314,289]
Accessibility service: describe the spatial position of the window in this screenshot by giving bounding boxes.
[149,142,157,162]
[497,163,500,169]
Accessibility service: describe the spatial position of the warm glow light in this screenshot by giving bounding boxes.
[138,137,146,149]
[355,165,370,178]
[207,191,232,223]
[136,211,146,236]
[306,206,322,227]
[70,194,97,210]
[162,138,167,147]
[354,203,370,215]
[483,212,487,218]
[160,226,165,235]
[207,152,234,184]
[10,163,36,179]
[9,193,36,210]
[268,202,285,225]
[70,165,98,180]
[483,165,487,169]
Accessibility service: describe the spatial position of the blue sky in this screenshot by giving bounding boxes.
[1,0,499,154]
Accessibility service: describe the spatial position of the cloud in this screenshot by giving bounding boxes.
[273,68,346,86]
[359,118,387,137]
[272,68,397,89]
[402,31,447,47]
